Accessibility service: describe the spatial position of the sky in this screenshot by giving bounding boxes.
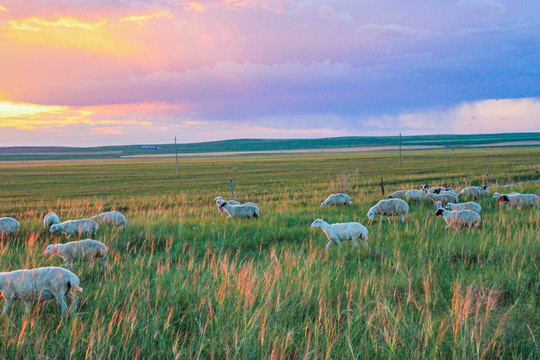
[0,0,539,146]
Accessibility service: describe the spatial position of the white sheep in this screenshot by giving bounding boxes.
[387,190,409,199]
[218,202,259,219]
[446,202,482,213]
[435,208,481,229]
[405,189,425,201]
[44,239,107,268]
[440,189,459,197]
[321,193,352,207]
[0,267,82,317]
[43,212,61,231]
[425,192,459,205]
[458,185,488,200]
[90,211,127,228]
[0,217,19,239]
[310,218,368,250]
[214,196,241,215]
[50,219,99,239]
[367,198,409,224]
[498,194,540,209]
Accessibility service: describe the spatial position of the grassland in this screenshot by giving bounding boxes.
[0,147,538,359]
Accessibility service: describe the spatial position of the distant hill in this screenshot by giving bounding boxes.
[1,132,539,160]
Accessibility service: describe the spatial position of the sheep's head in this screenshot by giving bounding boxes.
[310,219,324,228]
[435,208,445,216]
[367,209,376,221]
[446,203,454,209]
[49,224,61,234]
[492,192,501,199]
[320,202,327,208]
[387,195,393,199]
[421,184,428,190]
[43,244,55,256]
[498,195,509,206]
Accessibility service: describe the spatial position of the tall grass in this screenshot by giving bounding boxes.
[0,148,538,359]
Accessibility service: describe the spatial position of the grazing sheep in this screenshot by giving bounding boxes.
[425,192,459,205]
[310,219,368,250]
[219,202,259,219]
[406,189,425,201]
[446,202,482,213]
[214,196,241,215]
[367,198,409,224]
[50,219,99,239]
[90,211,127,228]
[387,190,409,199]
[492,192,520,199]
[498,194,540,209]
[44,239,107,268]
[435,208,481,229]
[43,212,61,231]
[458,185,488,200]
[0,267,82,317]
[0,217,19,239]
[321,193,352,207]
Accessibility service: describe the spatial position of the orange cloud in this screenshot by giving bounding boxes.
[5,16,142,56]
[0,101,95,129]
[0,5,8,12]
[120,11,172,25]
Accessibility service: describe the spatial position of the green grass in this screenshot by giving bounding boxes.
[0,147,538,359]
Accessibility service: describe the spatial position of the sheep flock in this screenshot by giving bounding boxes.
[0,180,537,320]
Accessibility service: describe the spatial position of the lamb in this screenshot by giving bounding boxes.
[435,208,481,229]
[310,218,368,250]
[44,239,107,268]
[50,219,99,239]
[214,196,241,215]
[498,194,540,209]
[321,193,352,207]
[446,202,481,213]
[387,190,409,199]
[367,198,409,224]
[0,267,82,317]
[0,217,19,239]
[90,211,127,228]
[218,202,259,219]
[405,189,426,201]
[43,212,61,231]
[458,185,488,200]
[425,192,459,205]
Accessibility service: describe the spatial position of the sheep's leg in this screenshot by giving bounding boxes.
[99,257,107,266]
[387,217,391,224]
[445,225,449,230]
[325,241,333,250]
[56,296,68,316]
[379,216,383,224]
[353,238,358,248]
[24,301,31,314]
[400,215,405,223]
[334,239,343,247]
[2,299,12,316]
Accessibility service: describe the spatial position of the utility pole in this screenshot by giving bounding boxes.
[175,136,179,174]
[399,132,402,165]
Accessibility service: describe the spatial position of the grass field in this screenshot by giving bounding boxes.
[0,148,539,359]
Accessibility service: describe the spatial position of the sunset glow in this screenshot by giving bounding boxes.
[0,0,538,146]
